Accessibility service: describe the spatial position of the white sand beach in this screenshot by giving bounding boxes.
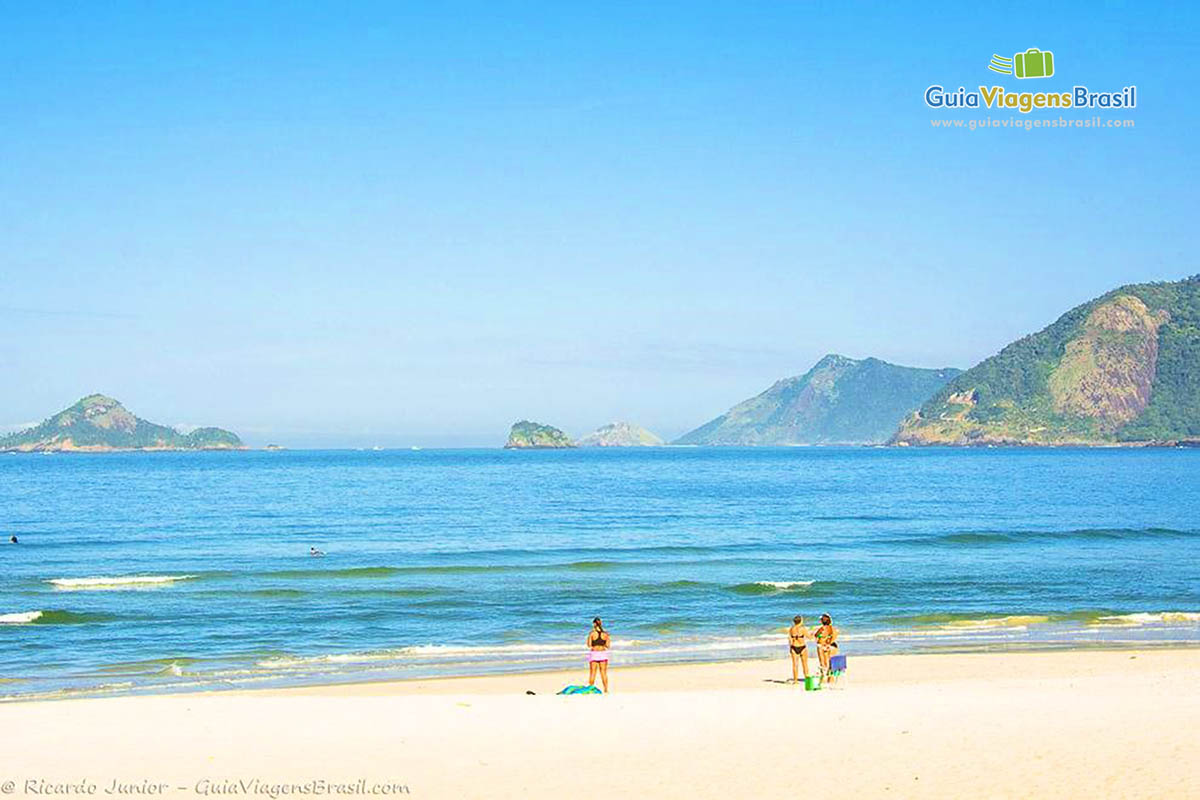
[3,648,1198,799]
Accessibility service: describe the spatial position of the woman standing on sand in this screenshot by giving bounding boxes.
[814,614,839,677]
[787,615,811,683]
[587,617,610,693]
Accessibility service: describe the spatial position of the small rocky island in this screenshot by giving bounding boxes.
[577,421,664,447]
[504,420,575,449]
[0,394,244,452]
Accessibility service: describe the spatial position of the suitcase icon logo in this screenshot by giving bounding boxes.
[1014,48,1054,78]
[988,48,1055,79]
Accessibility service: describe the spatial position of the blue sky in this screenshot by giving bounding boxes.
[2,1,1197,445]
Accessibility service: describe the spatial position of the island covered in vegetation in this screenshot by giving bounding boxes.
[504,420,575,449]
[894,275,1200,445]
[0,395,244,452]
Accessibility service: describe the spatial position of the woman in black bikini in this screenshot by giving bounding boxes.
[787,615,810,683]
[587,617,610,693]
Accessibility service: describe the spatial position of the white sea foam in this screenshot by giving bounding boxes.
[1093,611,1200,626]
[0,611,43,625]
[754,580,815,590]
[936,614,1049,630]
[47,575,196,590]
[256,642,585,669]
[403,642,583,657]
[253,634,792,672]
[853,617,1049,639]
[257,652,407,669]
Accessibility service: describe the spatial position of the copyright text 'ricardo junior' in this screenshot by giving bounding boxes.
[4,779,411,798]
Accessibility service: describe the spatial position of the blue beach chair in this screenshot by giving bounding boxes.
[826,654,848,689]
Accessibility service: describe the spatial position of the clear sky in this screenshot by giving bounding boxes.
[2,1,1197,446]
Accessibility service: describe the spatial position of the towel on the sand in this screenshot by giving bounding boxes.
[557,684,603,695]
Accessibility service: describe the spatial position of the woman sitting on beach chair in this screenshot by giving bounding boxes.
[814,614,839,679]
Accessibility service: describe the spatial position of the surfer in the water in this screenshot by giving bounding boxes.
[309,546,324,557]
[9,535,17,544]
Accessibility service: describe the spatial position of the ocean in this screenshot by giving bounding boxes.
[1,447,1198,700]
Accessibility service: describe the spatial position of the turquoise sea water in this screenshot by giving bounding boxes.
[1,447,1198,700]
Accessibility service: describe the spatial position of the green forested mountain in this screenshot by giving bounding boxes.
[0,395,244,452]
[893,275,1200,445]
[675,355,961,445]
[504,420,575,448]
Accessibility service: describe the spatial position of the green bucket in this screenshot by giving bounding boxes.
[804,675,821,691]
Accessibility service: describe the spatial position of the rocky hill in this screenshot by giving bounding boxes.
[0,395,244,452]
[504,420,575,449]
[675,355,961,445]
[893,276,1200,445]
[577,422,664,447]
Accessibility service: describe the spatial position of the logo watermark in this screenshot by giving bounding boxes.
[926,48,1136,128]
[930,116,1134,131]
[925,85,1136,113]
[988,48,1055,79]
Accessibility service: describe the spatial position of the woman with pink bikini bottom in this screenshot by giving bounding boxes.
[586,617,610,693]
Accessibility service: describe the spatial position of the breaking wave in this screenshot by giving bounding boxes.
[47,575,197,590]
[726,580,816,596]
[0,610,118,625]
[880,609,1200,632]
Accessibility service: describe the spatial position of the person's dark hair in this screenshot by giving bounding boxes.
[820,614,832,625]
[793,615,803,624]
[593,617,603,631]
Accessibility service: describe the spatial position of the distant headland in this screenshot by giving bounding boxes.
[674,355,959,446]
[0,395,244,452]
[893,275,1200,446]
